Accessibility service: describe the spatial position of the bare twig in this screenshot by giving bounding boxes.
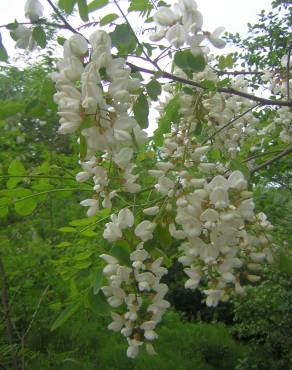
[46,0,80,35]
[250,146,292,174]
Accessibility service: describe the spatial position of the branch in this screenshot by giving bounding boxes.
[0,21,66,29]
[250,146,292,174]
[202,104,259,145]
[126,61,292,107]
[46,0,79,35]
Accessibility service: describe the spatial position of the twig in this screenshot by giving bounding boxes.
[202,104,259,144]
[243,149,283,163]
[250,146,292,174]
[46,0,80,35]
[112,0,161,71]
[126,61,292,107]
[0,21,66,29]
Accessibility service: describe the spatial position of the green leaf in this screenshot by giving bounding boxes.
[110,243,131,267]
[69,217,96,226]
[230,159,250,180]
[57,36,66,46]
[58,0,76,13]
[133,93,149,129]
[58,226,77,233]
[8,160,26,176]
[77,0,89,21]
[174,50,206,77]
[7,160,26,189]
[0,198,10,218]
[153,95,180,146]
[32,26,47,48]
[15,191,37,216]
[146,79,162,101]
[0,33,8,62]
[51,300,82,331]
[278,253,292,276]
[79,134,87,161]
[93,268,103,295]
[0,101,24,119]
[88,0,108,12]
[88,290,110,316]
[100,13,119,26]
[56,241,72,248]
[201,79,216,91]
[110,24,137,54]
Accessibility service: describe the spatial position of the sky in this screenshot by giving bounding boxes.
[0,0,273,56]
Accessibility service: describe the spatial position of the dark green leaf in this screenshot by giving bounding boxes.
[110,243,131,267]
[93,268,103,295]
[174,50,206,77]
[88,290,110,316]
[110,24,137,54]
[88,0,108,12]
[278,253,292,276]
[133,93,149,129]
[0,33,8,62]
[57,36,66,46]
[51,300,82,331]
[146,79,162,101]
[77,0,89,21]
[100,13,119,26]
[58,0,76,13]
[79,134,87,161]
[32,26,47,48]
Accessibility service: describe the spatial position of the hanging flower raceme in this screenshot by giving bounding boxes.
[99,208,168,358]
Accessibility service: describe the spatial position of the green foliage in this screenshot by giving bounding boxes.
[174,50,206,77]
[133,93,149,129]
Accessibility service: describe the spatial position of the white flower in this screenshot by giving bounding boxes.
[153,7,180,26]
[166,24,187,48]
[155,176,175,195]
[210,187,229,209]
[66,34,88,57]
[103,221,122,242]
[143,206,159,216]
[228,171,247,190]
[126,339,143,358]
[108,312,125,332]
[80,198,99,217]
[24,0,44,21]
[206,27,226,49]
[135,221,156,241]
[14,25,35,50]
[118,208,134,229]
[203,289,224,307]
[140,321,158,341]
[113,148,133,169]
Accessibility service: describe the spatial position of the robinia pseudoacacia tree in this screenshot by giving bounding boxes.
[1,0,291,360]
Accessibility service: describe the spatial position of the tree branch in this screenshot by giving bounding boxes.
[250,146,292,174]
[46,0,79,35]
[127,61,292,107]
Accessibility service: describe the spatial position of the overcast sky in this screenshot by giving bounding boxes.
[0,0,273,55]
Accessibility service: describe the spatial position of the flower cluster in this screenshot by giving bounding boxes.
[52,30,148,215]
[100,209,168,358]
[151,0,225,53]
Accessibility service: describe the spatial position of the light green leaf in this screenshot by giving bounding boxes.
[32,26,47,48]
[88,0,108,12]
[58,227,77,233]
[69,217,96,226]
[15,191,37,216]
[7,160,26,189]
[51,300,82,331]
[0,197,10,218]
[133,93,149,129]
[146,79,162,101]
[77,0,89,21]
[0,101,24,119]
[153,95,180,146]
[100,13,119,26]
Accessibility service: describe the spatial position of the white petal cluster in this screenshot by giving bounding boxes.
[101,244,169,358]
[24,0,44,21]
[151,0,225,53]
[52,30,148,217]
